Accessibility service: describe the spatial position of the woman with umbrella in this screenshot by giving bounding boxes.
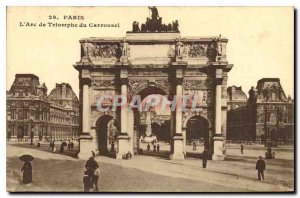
[19,154,34,184]
[60,141,67,153]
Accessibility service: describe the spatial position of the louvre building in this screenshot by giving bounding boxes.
[6,74,79,141]
[227,78,294,143]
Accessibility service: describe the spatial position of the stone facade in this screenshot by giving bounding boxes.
[227,78,294,143]
[48,83,80,140]
[6,74,79,141]
[74,26,233,159]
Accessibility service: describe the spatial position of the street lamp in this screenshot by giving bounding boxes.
[30,119,34,145]
[264,104,268,147]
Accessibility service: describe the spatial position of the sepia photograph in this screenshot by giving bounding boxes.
[5,6,294,192]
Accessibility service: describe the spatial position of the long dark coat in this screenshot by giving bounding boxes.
[202,150,209,160]
[256,159,266,171]
[21,161,32,184]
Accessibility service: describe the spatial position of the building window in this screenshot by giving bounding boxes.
[18,110,24,120]
[269,113,277,124]
[24,110,28,119]
[11,110,15,119]
[271,92,276,101]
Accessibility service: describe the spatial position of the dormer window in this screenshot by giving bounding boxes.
[271,92,276,101]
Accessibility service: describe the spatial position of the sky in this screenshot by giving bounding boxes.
[7,6,294,98]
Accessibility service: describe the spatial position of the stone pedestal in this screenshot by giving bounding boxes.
[116,134,130,159]
[78,135,93,159]
[169,135,185,160]
[212,136,225,160]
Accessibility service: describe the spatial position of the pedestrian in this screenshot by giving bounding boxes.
[266,146,272,159]
[93,164,100,191]
[153,144,157,152]
[241,143,244,155]
[111,141,115,152]
[193,141,197,150]
[85,157,98,189]
[21,161,32,184]
[256,156,266,181]
[49,141,53,151]
[83,171,90,192]
[157,144,160,152]
[70,140,74,151]
[126,151,132,159]
[202,148,208,168]
[147,143,150,152]
[60,143,64,153]
[53,145,56,152]
[68,140,71,151]
[272,151,276,159]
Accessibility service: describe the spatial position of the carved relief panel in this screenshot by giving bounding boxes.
[183,90,212,106]
[81,42,122,60]
[182,78,213,90]
[92,79,115,89]
[180,42,219,61]
[90,90,116,106]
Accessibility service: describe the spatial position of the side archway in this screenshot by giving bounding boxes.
[185,115,210,150]
[95,115,115,155]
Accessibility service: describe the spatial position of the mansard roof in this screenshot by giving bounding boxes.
[8,73,46,97]
[48,83,79,108]
[227,86,247,101]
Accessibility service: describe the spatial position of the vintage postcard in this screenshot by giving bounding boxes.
[6,6,294,192]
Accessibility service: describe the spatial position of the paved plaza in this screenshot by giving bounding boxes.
[7,143,294,192]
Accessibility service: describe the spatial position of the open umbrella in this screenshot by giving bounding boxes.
[19,154,34,162]
[62,142,67,146]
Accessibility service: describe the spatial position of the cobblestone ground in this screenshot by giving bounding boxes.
[7,142,294,192]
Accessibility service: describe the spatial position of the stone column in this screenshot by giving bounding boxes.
[121,82,127,134]
[127,110,134,155]
[78,78,93,159]
[170,77,185,160]
[82,83,90,134]
[212,68,225,160]
[116,75,130,159]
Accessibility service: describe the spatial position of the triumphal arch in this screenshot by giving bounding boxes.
[74,9,233,160]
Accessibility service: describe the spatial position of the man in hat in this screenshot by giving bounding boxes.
[256,156,266,181]
[202,148,209,168]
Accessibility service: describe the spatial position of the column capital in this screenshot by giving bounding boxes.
[171,61,188,69]
[120,78,129,86]
[81,78,92,86]
[215,78,223,85]
[116,62,131,70]
[175,78,183,86]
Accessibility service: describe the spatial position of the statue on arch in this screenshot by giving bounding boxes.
[132,21,140,32]
[216,34,222,56]
[176,38,184,59]
[121,38,128,57]
[149,6,159,20]
[120,38,129,63]
[80,41,93,62]
[248,86,257,103]
[172,20,179,32]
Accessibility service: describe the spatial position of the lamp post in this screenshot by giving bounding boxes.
[30,119,34,145]
[264,104,268,146]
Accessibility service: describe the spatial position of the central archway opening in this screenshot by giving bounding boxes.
[132,86,172,158]
[185,115,209,158]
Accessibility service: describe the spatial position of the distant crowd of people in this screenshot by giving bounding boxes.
[47,139,75,153]
[147,143,160,153]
